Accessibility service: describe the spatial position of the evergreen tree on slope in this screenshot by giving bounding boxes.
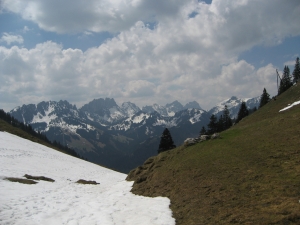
[207,114,218,134]
[292,57,300,83]
[278,65,292,95]
[236,102,249,123]
[217,115,224,132]
[200,126,207,135]
[259,88,270,108]
[158,128,176,154]
[222,105,232,130]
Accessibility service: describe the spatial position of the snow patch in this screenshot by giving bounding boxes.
[132,113,150,124]
[279,101,300,112]
[0,132,175,225]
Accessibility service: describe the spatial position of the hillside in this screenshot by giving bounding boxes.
[127,83,300,224]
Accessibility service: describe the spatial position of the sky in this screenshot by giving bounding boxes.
[0,131,175,224]
[0,0,300,112]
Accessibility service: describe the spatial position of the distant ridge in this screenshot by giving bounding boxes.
[8,96,260,173]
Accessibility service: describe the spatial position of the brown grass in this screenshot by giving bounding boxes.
[127,83,300,224]
[24,174,55,182]
[76,179,100,185]
[4,177,38,185]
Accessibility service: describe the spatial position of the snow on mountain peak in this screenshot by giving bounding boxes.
[209,96,260,119]
[121,102,141,117]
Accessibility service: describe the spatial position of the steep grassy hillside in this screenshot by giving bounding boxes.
[127,84,300,224]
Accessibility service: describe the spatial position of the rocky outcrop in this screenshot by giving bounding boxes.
[200,135,210,141]
[183,133,221,146]
[183,138,199,146]
[211,133,220,139]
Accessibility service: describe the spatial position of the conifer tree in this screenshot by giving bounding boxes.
[222,105,232,130]
[207,114,217,134]
[292,57,300,83]
[200,126,207,135]
[236,102,249,123]
[259,88,270,108]
[158,128,176,154]
[278,65,292,95]
[217,115,224,132]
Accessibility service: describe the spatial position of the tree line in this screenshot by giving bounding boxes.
[0,109,85,160]
[201,56,300,136]
[278,57,300,95]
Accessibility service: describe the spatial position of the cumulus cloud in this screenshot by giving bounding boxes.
[1,0,185,33]
[0,33,24,45]
[123,80,156,97]
[0,0,300,110]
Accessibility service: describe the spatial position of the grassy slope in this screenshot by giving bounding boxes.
[127,84,300,224]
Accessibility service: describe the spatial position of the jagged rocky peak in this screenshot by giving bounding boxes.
[36,100,76,114]
[142,105,156,114]
[80,98,118,113]
[142,100,203,117]
[141,104,168,116]
[184,101,202,110]
[57,100,77,110]
[121,102,141,117]
[166,101,184,111]
[230,96,238,100]
[10,104,37,124]
[10,100,76,124]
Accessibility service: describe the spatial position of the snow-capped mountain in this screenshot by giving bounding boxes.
[208,96,260,119]
[121,102,141,117]
[184,101,202,110]
[142,100,202,117]
[142,104,170,117]
[80,98,124,124]
[11,100,79,124]
[111,108,208,132]
[80,98,141,125]
[0,131,174,225]
[8,96,259,173]
[173,108,208,125]
[10,100,91,134]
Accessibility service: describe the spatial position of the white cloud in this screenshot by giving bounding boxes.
[123,80,156,97]
[284,60,296,67]
[1,0,186,33]
[0,0,300,110]
[0,33,24,45]
[22,26,31,33]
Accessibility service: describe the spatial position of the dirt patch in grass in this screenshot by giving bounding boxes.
[76,179,100,185]
[4,177,38,184]
[24,174,55,182]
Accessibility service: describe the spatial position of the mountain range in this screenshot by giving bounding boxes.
[9,96,260,173]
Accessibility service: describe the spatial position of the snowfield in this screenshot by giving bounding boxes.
[0,132,175,225]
